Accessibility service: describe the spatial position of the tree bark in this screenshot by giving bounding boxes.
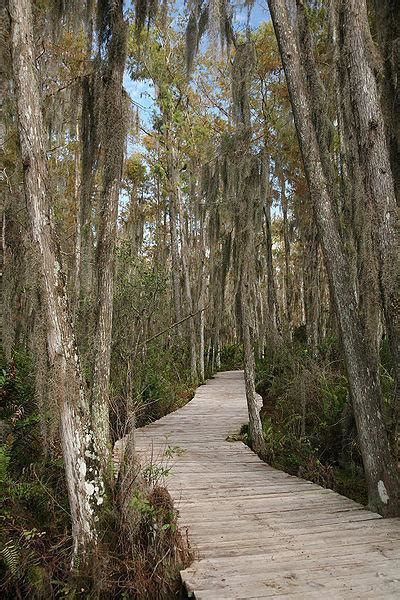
[198,208,209,381]
[279,170,292,331]
[240,192,265,456]
[302,221,320,355]
[261,158,280,334]
[78,73,97,317]
[73,120,82,317]
[371,0,400,203]
[168,190,182,325]
[9,0,105,557]
[267,0,400,516]
[340,0,400,393]
[178,190,198,381]
[92,2,127,466]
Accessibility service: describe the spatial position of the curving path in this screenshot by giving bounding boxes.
[119,371,400,598]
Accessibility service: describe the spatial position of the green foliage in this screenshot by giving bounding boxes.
[1,540,20,578]
[255,342,369,504]
[130,489,158,519]
[142,463,171,485]
[219,343,243,371]
[379,338,397,444]
[94,475,190,599]
[256,337,397,505]
[137,345,195,423]
[0,349,35,416]
[0,445,10,483]
[124,154,147,186]
[0,349,192,598]
[111,251,196,436]
[164,445,185,459]
[0,350,71,598]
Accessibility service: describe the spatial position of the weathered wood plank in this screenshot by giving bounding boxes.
[116,370,400,598]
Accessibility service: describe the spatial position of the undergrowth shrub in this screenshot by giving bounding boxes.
[84,448,192,599]
[219,343,243,371]
[137,345,195,425]
[255,338,397,505]
[0,350,71,598]
[110,342,196,440]
[111,252,196,438]
[255,341,367,503]
[0,350,192,598]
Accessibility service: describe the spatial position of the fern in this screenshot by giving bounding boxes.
[1,539,20,577]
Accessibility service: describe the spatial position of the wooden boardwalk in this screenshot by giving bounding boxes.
[129,371,400,598]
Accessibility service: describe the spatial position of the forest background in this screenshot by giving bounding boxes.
[1,0,399,597]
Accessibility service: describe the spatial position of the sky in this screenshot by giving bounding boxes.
[234,0,270,29]
[124,0,271,136]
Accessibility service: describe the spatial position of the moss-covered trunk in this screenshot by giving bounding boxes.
[267,0,400,516]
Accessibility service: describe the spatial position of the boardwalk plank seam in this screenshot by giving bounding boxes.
[115,371,400,599]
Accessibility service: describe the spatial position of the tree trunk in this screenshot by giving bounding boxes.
[327,0,380,359]
[240,198,264,456]
[242,295,264,455]
[371,0,400,203]
[280,171,292,332]
[198,208,209,381]
[199,306,205,380]
[262,154,280,333]
[303,222,320,355]
[168,192,182,325]
[78,74,97,316]
[73,120,82,318]
[9,0,104,557]
[263,200,277,324]
[341,0,400,393]
[92,2,127,466]
[268,0,400,516]
[178,191,198,381]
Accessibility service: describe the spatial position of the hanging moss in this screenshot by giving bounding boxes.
[185,0,232,74]
[231,40,255,129]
